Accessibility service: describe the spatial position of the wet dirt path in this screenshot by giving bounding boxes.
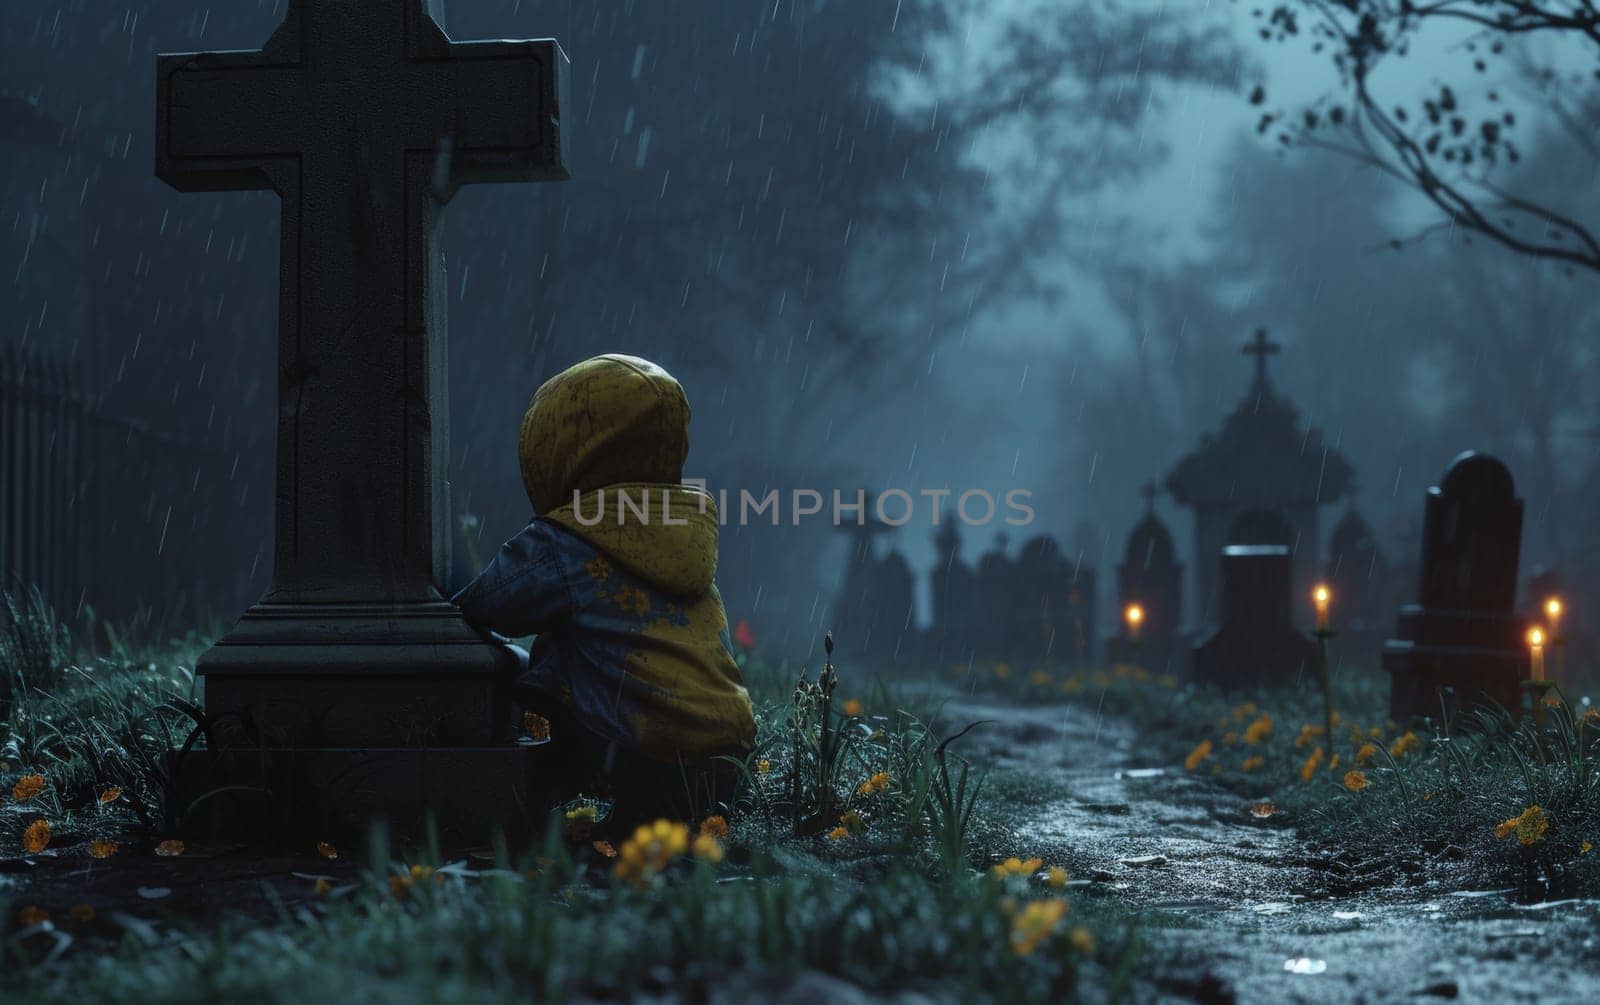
[951,698,1600,1004]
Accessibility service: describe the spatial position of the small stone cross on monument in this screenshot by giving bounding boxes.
[1242,328,1281,387]
[156,0,568,755]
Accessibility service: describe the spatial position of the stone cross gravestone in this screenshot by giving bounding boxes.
[1192,545,1316,690]
[155,0,567,837]
[1383,452,1527,723]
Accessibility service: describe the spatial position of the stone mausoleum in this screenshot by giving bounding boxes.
[1166,330,1354,629]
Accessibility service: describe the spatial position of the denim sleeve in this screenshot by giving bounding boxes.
[450,522,571,637]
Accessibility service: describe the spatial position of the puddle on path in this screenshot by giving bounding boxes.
[947,698,1600,1004]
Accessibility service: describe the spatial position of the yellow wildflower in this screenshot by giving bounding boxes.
[410,864,437,883]
[991,856,1044,878]
[614,819,690,886]
[98,787,122,805]
[1495,806,1550,846]
[1581,841,1592,854]
[840,698,864,717]
[1222,732,1238,747]
[1068,927,1095,954]
[691,833,724,863]
[1029,669,1053,687]
[88,839,119,859]
[992,663,1012,680]
[1010,898,1068,956]
[1241,755,1265,772]
[857,771,890,796]
[12,774,46,801]
[1515,806,1549,846]
[1300,746,1324,781]
[1342,770,1369,793]
[1045,866,1068,888]
[1354,743,1378,766]
[1232,702,1259,722]
[826,825,850,841]
[1061,677,1084,695]
[155,838,185,857]
[755,758,772,776]
[698,815,730,840]
[313,877,333,897]
[388,873,413,898]
[22,819,50,854]
[16,905,48,927]
[1242,715,1273,745]
[1184,739,1213,772]
[1328,753,1341,771]
[1389,731,1420,758]
[1294,723,1324,749]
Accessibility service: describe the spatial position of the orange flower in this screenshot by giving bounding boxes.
[1388,731,1421,758]
[1300,746,1324,781]
[155,838,185,857]
[11,774,46,801]
[840,698,864,717]
[1495,806,1550,845]
[22,819,50,853]
[522,712,551,742]
[857,771,890,796]
[1068,926,1095,954]
[1354,743,1378,766]
[1009,898,1068,956]
[1241,755,1265,772]
[691,833,724,863]
[1184,739,1213,772]
[698,815,730,840]
[88,839,119,859]
[1242,715,1273,745]
[1342,770,1369,793]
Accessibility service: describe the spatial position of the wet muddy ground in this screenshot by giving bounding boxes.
[955,698,1600,1003]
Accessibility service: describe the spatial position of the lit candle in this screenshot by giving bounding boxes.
[1124,603,1145,644]
[1528,626,1546,683]
[1545,597,1563,639]
[1313,584,1331,634]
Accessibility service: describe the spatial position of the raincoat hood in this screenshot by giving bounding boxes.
[520,355,717,597]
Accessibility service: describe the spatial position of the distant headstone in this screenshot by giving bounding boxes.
[928,521,977,662]
[1011,536,1090,667]
[1383,452,1528,721]
[1108,484,1184,673]
[830,508,913,665]
[1192,545,1316,690]
[1326,507,1389,638]
[973,533,1014,661]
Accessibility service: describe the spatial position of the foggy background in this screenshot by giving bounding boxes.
[5,0,1598,663]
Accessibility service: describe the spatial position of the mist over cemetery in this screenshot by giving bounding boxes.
[4,1,1600,1002]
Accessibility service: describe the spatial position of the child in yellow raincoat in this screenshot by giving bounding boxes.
[453,354,755,825]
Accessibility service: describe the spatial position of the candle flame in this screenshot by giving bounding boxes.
[1545,597,1563,620]
[1528,626,1546,649]
[1124,603,1144,627]
[1313,584,1331,610]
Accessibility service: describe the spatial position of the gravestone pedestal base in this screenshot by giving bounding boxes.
[182,602,553,844]
[171,743,555,846]
[199,602,518,747]
[1382,605,1528,723]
